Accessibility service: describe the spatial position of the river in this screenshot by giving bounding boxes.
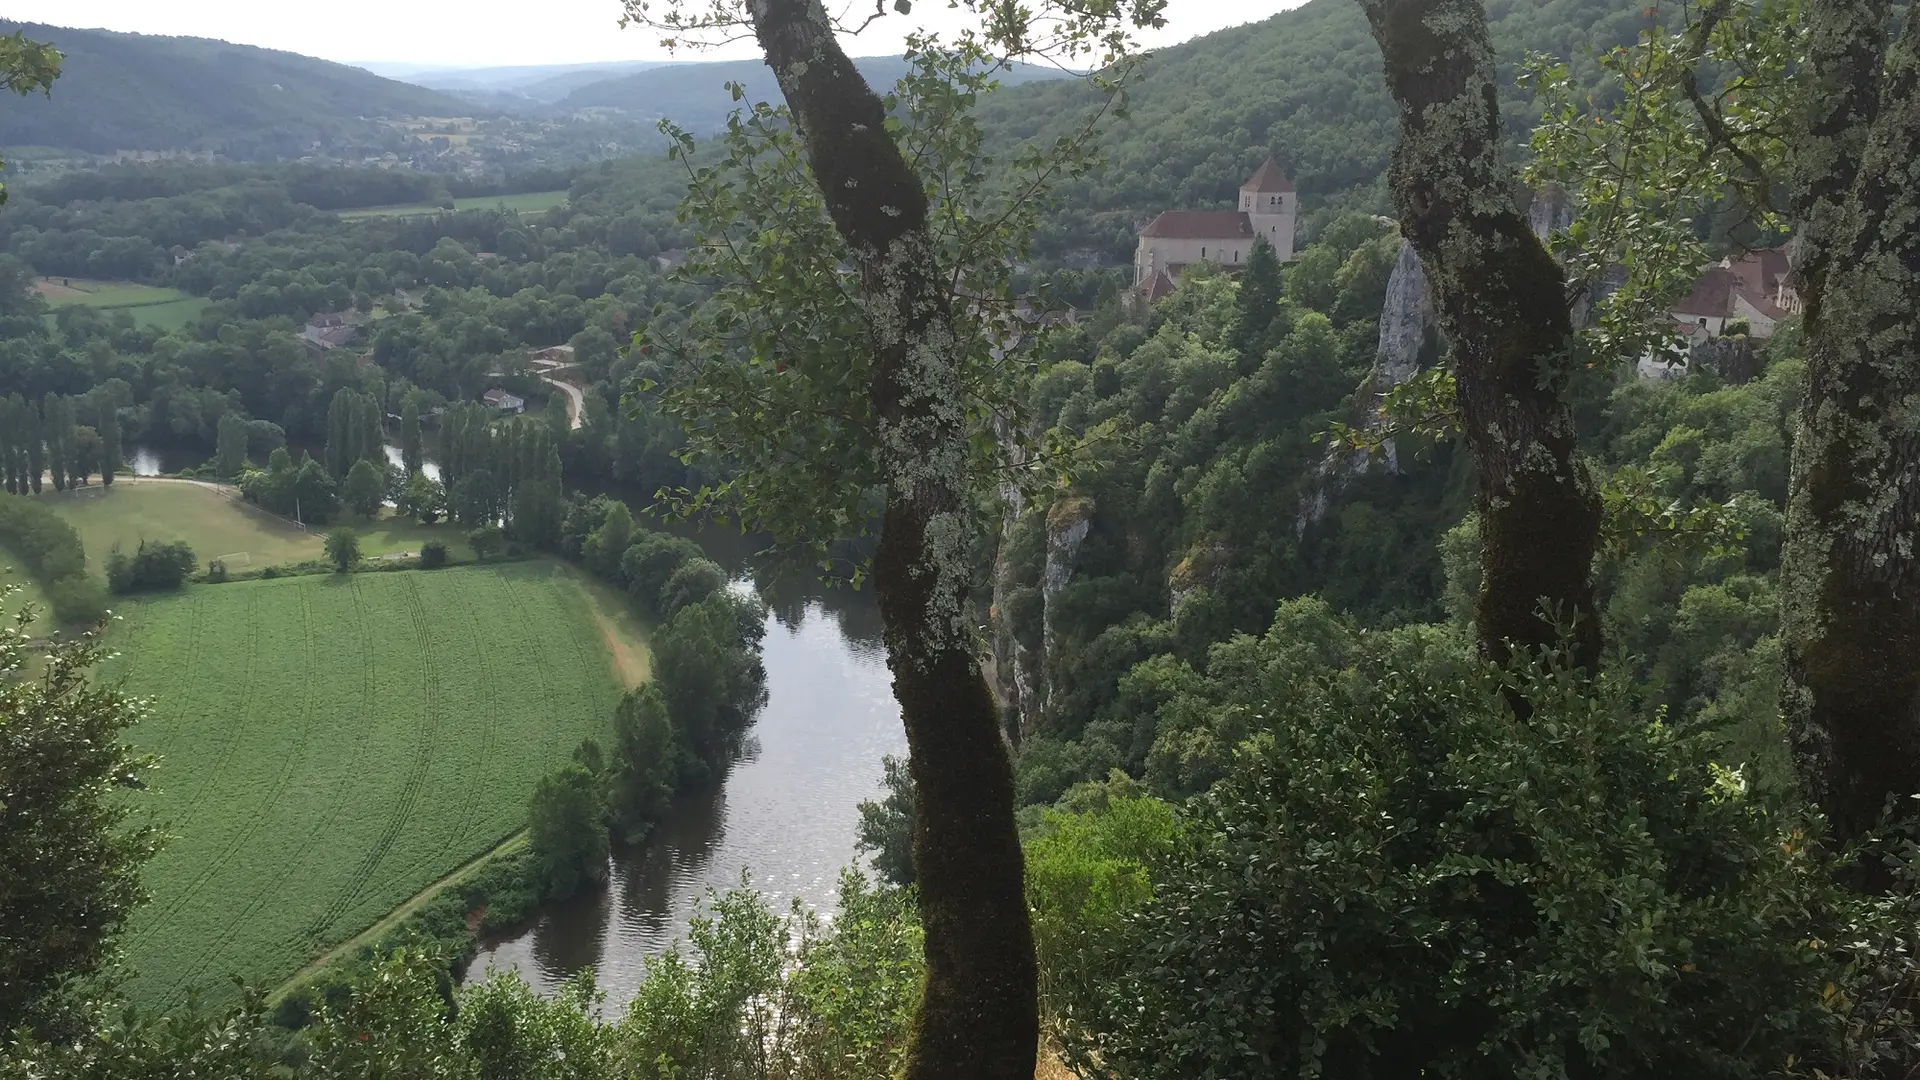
[464,542,905,1012]
[126,442,442,484]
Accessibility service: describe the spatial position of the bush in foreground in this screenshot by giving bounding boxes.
[1078,635,1844,1080]
[105,539,195,595]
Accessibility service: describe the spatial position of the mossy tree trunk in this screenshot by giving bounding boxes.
[1783,0,1920,845]
[1358,0,1602,670]
[746,2,1038,1076]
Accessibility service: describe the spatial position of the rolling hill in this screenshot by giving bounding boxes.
[0,22,482,158]
[548,55,1072,130]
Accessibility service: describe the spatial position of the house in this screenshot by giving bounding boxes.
[530,344,576,366]
[655,248,691,272]
[1671,245,1800,340]
[1134,157,1299,293]
[482,389,526,414]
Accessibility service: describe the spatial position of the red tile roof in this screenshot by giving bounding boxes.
[1141,269,1177,303]
[1140,210,1253,240]
[1242,157,1295,194]
[1673,266,1735,318]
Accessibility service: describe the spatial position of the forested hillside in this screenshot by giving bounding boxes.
[549,55,1069,129]
[995,0,1655,258]
[0,22,477,157]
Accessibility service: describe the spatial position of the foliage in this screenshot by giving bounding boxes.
[322,526,360,571]
[1082,633,1840,1079]
[104,564,625,1009]
[104,538,195,595]
[398,472,446,523]
[1022,782,1178,1055]
[606,684,680,844]
[0,493,105,623]
[0,586,157,1038]
[417,540,448,569]
[342,458,386,519]
[241,452,340,525]
[467,524,503,561]
[528,760,610,901]
[650,594,767,779]
[854,755,918,888]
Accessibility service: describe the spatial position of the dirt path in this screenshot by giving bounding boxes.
[541,374,585,431]
[271,831,528,1001]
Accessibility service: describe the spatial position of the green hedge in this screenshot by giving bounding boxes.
[0,494,106,624]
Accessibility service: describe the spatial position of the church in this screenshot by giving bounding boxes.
[1134,157,1298,300]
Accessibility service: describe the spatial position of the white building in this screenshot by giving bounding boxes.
[1134,158,1298,298]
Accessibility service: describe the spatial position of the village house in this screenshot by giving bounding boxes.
[300,311,361,351]
[529,344,576,366]
[1671,246,1800,340]
[1134,157,1299,299]
[482,389,526,415]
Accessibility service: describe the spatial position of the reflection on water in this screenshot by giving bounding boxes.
[466,581,902,1012]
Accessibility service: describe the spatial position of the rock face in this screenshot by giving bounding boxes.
[1528,186,1575,241]
[1297,239,1436,532]
[1041,497,1094,662]
[988,492,1094,742]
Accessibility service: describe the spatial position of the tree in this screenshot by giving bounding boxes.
[855,755,917,888]
[607,684,680,842]
[1232,234,1287,357]
[215,412,248,480]
[398,472,445,523]
[1519,0,1920,846]
[343,458,385,519]
[625,7,1157,1073]
[68,425,99,487]
[400,396,423,476]
[0,32,61,206]
[94,398,118,488]
[323,526,360,571]
[467,524,503,561]
[42,395,68,492]
[0,586,159,1037]
[527,762,609,901]
[584,499,633,577]
[1357,0,1601,671]
[1776,0,1920,844]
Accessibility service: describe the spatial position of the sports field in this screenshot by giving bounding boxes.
[39,480,470,573]
[339,189,568,219]
[108,562,638,1008]
[33,277,210,331]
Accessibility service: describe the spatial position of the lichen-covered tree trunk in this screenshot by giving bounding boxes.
[746,2,1038,1075]
[1783,0,1920,845]
[1358,0,1602,670]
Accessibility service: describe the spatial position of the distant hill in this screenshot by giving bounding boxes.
[970,0,1655,254]
[549,55,1072,130]
[0,22,482,157]
[402,60,682,101]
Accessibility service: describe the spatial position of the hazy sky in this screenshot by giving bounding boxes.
[12,0,1305,69]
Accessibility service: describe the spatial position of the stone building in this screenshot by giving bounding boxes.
[1134,157,1298,298]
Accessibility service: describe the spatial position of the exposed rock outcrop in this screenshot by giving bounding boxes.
[1297,238,1436,532]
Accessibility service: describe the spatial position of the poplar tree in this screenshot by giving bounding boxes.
[95,397,118,488]
[215,413,248,480]
[400,396,423,477]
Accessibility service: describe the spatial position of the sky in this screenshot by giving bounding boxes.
[8,0,1304,70]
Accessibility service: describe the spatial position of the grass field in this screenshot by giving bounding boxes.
[339,189,569,219]
[38,480,472,573]
[33,277,210,331]
[107,562,640,1008]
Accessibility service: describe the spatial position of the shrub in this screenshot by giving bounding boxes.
[418,541,448,569]
[0,494,102,624]
[104,539,196,595]
[322,527,361,572]
[204,559,229,583]
[468,524,504,561]
[1084,638,1844,1079]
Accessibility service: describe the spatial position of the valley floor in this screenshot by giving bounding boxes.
[104,562,642,1009]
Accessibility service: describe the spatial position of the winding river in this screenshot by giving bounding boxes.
[125,441,904,1009]
[465,546,906,1012]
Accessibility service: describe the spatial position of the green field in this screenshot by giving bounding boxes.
[39,480,471,573]
[339,189,569,219]
[34,277,210,330]
[108,563,635,1008]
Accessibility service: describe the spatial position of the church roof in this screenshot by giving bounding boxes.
[1242,157,1295,194]
[1141,269,1178,303]
[1140,210,1253,240]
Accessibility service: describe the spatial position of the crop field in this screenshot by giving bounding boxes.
[40,480,471,575]
[107,562,635,1008]
[339,189,569,219]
